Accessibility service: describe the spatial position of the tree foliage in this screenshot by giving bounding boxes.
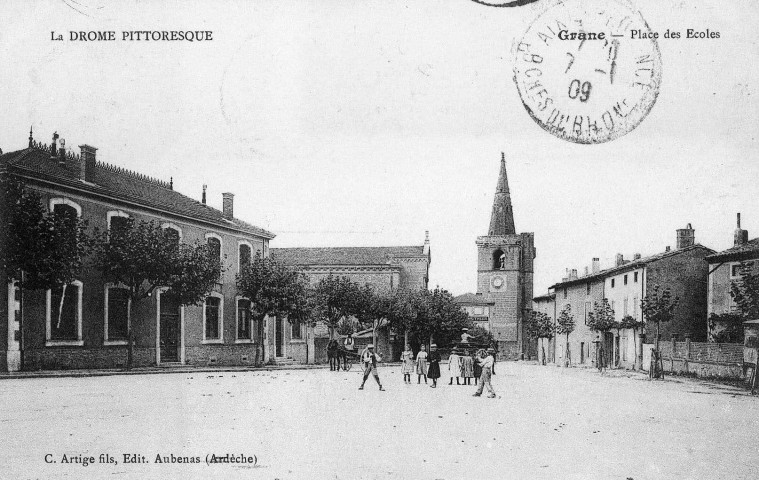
[555,305,575,337]
[730,262,759,320]
[4,179,93,290]
[525,310,554,340]
[708,312,745,343]
[641,284,679,348]
[619,314,644,331]
[311,275,365,337]
[408,287,470,347]
[587,299,617,333]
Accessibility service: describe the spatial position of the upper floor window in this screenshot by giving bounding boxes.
[239,242,252,271]
[291,320,302,340]
[624,274,628,285]
[563,287,567,299]
[50,198,82,217]
[584,301,591,325]
[493,249,505,270]
[731,262,753,278]
[586,282,591,295]
[611,279,615,288]
[107,211,130,239]
[237,298,252,341]
[207,236,221,261]
[634,272,639,283]
[161,223,182,243]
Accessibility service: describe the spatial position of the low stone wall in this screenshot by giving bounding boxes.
[643,340,745,379]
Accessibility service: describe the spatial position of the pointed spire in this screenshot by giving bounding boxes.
[488,152,515,235]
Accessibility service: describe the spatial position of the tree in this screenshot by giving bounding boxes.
[237,252,311,366]
[620,315,645,369]
[708,312,745,343]
[311,275,364,339]
[555,305,575,367]
[525,310,554,365]
[587,299,616,367]
[4,179,93,363]
[641,284,679,379]
[95,218,222,369]
[730,261,759,319]
[414,287,470,348]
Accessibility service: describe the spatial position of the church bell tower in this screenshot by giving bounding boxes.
[476,153,535,359]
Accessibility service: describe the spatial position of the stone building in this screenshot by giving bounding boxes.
[706,214,759,340]
[453,292,495,332]
[271,237,431,362]
[532,291,556,363]
[548,224,714,370]
[0,130,276,371]
[456,154,535,360]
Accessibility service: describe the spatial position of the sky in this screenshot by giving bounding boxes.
[1,0,758,296]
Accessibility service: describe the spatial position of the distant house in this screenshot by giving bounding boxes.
[532,292,556,363]
[453,292,496,331]
[271,237,430,362]
[0,130,274,372]
[549,224,714,370]
[706,214,759,340]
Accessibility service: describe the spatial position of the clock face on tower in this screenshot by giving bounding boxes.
[491,276,504,290]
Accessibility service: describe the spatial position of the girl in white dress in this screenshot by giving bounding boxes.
[401,345,415,383]
[415,345,428,384]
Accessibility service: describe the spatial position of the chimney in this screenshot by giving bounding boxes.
[58,139,66,167]
[615,253,624,267]
[665,246,671,252]
[50,132,59,159]
[676,223,695,249]
[592,257,600,274]
[79,145,97,182]
[202,184,207,204]
[569,269,578,280]
[222,192,234,219]
[734,213,749,246]
[584,266,589,276]
[633,253,641,260]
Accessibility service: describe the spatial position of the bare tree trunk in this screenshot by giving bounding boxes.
[55,283,67,329]
[127,324,134,370]
[255,315,265,366]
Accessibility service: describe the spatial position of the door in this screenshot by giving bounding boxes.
[603,332,614,368]
[614,336,620,367]
[160,293,181,363]
[275,317,285,357]
[580,342,585,364]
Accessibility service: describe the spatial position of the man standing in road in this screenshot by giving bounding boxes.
[473,348,497,398]
[359,344,385,391]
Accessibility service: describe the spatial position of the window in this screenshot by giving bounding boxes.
[623,298,629,317]
[239,243,252,270]
[731,262,753,278]
[611,279,615,288]
[207,236,221,260]
[161,223,182,243]
[624,274,628,285]
[584,302,591,325]
[107,210,130,239]
[105,287,129,343]
[204,296,222,341]
[47,281,82,345]
[291,320,302,340]
[634,272,639,283]
[586,282,591,295]
[633,296,639,320]
[474,307,484,315]
[53,203,78,220]
[493,249,505,270]
[50,198,82,217]
[563,287,567,299]
[237,299,252,341]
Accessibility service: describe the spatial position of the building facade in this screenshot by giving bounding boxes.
[706,214,759,340]
[453,292,495,332]
[271,237,431,362]
[532,292,556,363]
[549,225,713,370]
[1,131,277,371]
[456,154,535,360]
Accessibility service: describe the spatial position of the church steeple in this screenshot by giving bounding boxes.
[488,152,516,236]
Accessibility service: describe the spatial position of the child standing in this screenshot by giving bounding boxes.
[461,349,474,385]
[401,345,415,383]
[448,348,461,385]
[416,345,428,384]
[427,344,441,388]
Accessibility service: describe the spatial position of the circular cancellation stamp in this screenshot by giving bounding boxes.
[513,0,662,144]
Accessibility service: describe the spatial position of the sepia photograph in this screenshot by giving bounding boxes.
[1,0,758,478]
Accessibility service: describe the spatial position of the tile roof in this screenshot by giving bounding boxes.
[705,238,759,263]
[270,246,426,266]
[532,292,556,302]
[1,146,274,239]
[453,292,495,305]
[549,244,714,289]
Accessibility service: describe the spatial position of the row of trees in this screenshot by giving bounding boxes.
[525,285,677,372]
[5,180,474,369]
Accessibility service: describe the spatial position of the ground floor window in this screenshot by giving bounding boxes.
[107,287,130,341]
[204,296,221,341]
[291,320,302,340]
[48,282,81,342]
[237,299,251,340]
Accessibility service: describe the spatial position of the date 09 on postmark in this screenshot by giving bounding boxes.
[513,0,662,144]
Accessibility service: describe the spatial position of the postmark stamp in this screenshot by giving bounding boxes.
[513,0,662,144]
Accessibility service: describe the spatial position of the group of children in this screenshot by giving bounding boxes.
[397,344,497,396]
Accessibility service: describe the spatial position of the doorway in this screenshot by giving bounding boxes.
[159,293,181,363]
[275,316,285,357]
